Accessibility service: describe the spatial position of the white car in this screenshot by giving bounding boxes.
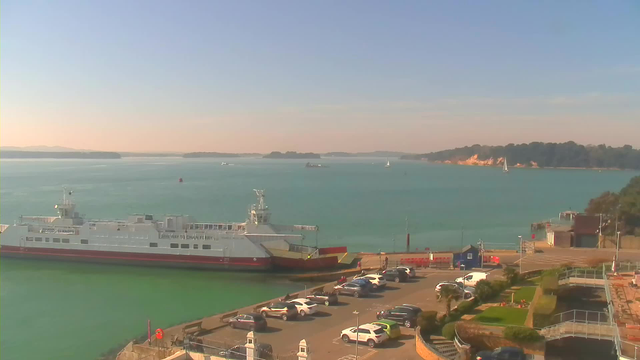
[340,323,389,348]
[353,274,387,289]
[455,272,488,286]
[435,281,475,299]
[287,298,318,317]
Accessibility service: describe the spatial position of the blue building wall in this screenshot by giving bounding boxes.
[453,246,480,269]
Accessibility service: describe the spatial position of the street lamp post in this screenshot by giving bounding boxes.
[353,310,360,359]
[518,236,523,274]
[616,231,621,263]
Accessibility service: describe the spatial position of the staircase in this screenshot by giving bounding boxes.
[430,336,459,360]
[540,321,615,341]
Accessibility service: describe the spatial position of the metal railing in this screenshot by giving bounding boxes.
[557,268,606,287]
[541,320,614,341]
[553,309,609,325]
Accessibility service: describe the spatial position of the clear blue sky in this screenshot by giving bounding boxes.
[2,1,639,152]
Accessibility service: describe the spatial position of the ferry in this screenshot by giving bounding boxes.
[0,190,346,271]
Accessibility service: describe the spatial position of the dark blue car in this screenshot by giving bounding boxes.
[351,278,375,291]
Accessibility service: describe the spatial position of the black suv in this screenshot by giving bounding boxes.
[334,282,369,298]
[376,305,422,328]
[228,313,268,331]
[306,291,339,306]
[379,269,408,283]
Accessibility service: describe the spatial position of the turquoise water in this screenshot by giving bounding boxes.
[1,158,637,359]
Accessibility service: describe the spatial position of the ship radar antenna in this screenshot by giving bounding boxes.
[253,189,267,210]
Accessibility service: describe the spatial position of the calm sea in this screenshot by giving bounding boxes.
[1,157,637,359]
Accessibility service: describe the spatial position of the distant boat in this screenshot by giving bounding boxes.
[305,162,327,168]
[503,158,509,173]
[385,159,391,168]
[179,178,183,183]
[221,162,229,166]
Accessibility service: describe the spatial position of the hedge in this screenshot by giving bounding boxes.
[503,326,544,343]
[533,295,557,315]
[442,322,457,340]
[456,300,476,315]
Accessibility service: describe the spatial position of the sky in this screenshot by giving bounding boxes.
[1,1,639,153]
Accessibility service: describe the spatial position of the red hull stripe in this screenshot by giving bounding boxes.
[0,245,270,267]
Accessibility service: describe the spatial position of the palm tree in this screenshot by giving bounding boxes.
[438,285,462,316]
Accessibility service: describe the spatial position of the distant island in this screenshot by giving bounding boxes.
[0,151,121,159]
[401,142,640,170]
[263,151,321,159]
[183,152,242,158]
[324,151,408,158]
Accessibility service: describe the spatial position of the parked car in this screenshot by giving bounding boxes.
[376,306,420,328]
[220,343,273,360]
[287,298,318,317]
[475,347,525,360]
[455,272,488,286]
[259,302,298,321]
[395,304,423,315]
[340,324,389,348]
[228,313,268,331]
[396,266,416,278]
[305,291,339,306]
[334,282,369,297]
[371,320,402,339]
[353,274,387,289]
[435,281,475,299]
[351,278,375,292]
[378,269,408,283]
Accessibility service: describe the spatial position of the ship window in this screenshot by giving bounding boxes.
[180,244,189,249]
[145,215,153,221]
[45,238,50,242]
[81,239,89,245]
[62,238,70,243]
[53,238,61,243]
[26,237,34,241]
[35,237,43,242]
[193,244,199,249]
[170,243,179,249]
[203,244,212,250]
[149,242,158,248]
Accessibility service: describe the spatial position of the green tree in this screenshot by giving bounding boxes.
[474,279,495,302]
[417,311,439,335]
[503,267,519,285]
[438,285,462,316]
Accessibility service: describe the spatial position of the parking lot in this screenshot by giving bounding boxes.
[198,270,468,360]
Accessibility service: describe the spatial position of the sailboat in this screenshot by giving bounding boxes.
[503,158,509,173]
[385,159,391,168]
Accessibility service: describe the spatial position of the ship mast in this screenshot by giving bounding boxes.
[250,189,271,225]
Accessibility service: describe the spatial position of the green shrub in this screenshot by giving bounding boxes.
[540,275,558,294]
[417,311,439,335]
[475,280,495,302]
[491,280,509,293]
[532,313,554,328]
[456,300,476,314]
[533,295,557,315]
[442,322,457,340]
[503,326,544,343]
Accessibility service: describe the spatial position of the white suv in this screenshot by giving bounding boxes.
[353,274,388,289]
[340,324,389,348]
[287,298,318,317]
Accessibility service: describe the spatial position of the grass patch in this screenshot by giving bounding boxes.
[513,287,536,302]
[474,306,528,326]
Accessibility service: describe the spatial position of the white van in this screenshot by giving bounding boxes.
[454,272,488,286]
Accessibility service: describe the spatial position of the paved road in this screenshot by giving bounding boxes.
[198,270,474,360]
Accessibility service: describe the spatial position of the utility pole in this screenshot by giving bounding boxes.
[518,236,523,274]
[461,227,464,251]
[405,217,410,253]
[599,213,603,236]
[478,239,484,269]
[353,310,360,359]
[616,231,621,263]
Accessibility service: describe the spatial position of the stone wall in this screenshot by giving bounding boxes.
[600,235,640,249]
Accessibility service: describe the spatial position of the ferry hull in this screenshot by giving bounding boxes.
[0,246,272,271]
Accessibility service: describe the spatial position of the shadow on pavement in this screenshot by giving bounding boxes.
[312,311,332,318]
[262,326,282,333]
